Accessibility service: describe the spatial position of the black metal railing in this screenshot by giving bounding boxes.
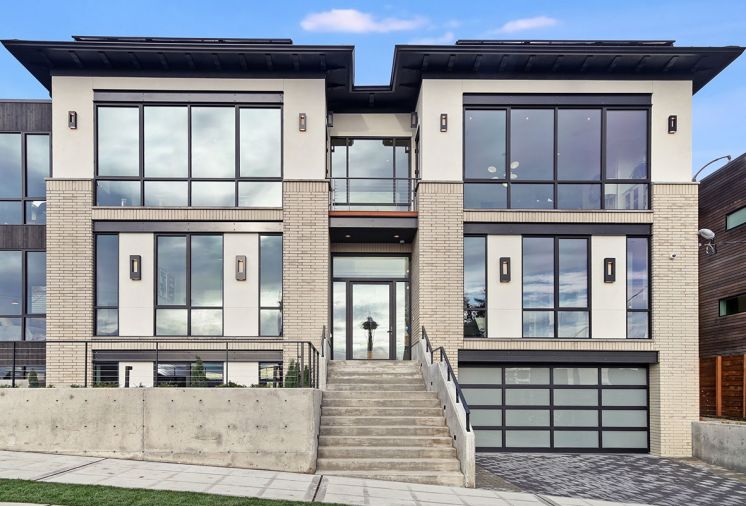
[329,177,416,211]
[0,338,321,389]
[420,327,471,432]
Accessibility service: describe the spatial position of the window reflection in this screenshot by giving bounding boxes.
[97,107,139,177]
[96,181,141,207]
[191,236,223,307]
[0,133,22,198]
[464,236,486,337]
[144,106,188,178]
[523,238,554,308]
[0,251,22,315]
[557,110,601,180]
[25,135,50,197]
[606,111,648,179]
[157,236,187,306]
[510,109,554,180]
[0,251,46,341]
[627,237,649,339]
[240,108,281,177]
[192,182,235,207]
[25,201,46,225]
[0,202,22,225]
[26,252,46,315]
[348,139,394,179]
[238,181,282,207]
[558,239,587,307]
[260,235,282,336]
[144,181,188,207]
[192,107,235,178]
[465,110,506,179]
[464,183,507,209]
[511,184,553,209]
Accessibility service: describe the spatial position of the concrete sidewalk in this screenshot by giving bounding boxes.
[0,450,648,506]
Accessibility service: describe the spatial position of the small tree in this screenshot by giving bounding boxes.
[191,357,208,387]
[27,370,39,388]
[284,360,298,388]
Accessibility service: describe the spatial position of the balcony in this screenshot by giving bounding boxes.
[329,177,416,212]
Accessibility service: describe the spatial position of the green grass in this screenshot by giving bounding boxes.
[0,479,332,506]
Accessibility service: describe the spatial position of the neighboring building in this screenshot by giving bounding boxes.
[699,153,746,358]
[1,36,742,458]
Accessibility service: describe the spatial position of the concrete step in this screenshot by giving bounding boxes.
[318,435,454,447]
[319,425,451,437]
[327,374,423,383]
[316,457,462,472]
[322,398,441,408]
[317,446,457,459]
[317,470,465,487]
[326,383,425,391]
[322,390,438,400]
[320,416,445,427]
[321,407,443,417]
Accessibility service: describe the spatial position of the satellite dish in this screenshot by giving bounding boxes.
[698,229,715,240]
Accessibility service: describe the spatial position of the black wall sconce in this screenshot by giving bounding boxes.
[668,115,677,134]
[604,258,616,283]
[235,255,247,281]
[499,257,511,283]
[129,255,141,281]
[410,111,418,129]
[68,111,77,129]
[298,113,307,132]
[440,113,448,132]
[326,111,334,128]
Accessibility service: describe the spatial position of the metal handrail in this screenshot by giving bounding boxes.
[421,328,471,432]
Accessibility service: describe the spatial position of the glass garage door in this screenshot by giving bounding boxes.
[460,365,649,452]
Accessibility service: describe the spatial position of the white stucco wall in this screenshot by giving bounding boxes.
[118,361,153,388]
[329,113,412,138]
[223,233,259,336]
[118,233,154,337]
[225,362,259,387]
[51,76,326,181]
[486,235,522,338]
[417,79,692,183]
[591,236,628,339]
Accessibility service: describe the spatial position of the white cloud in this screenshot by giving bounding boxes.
[409,31,456,45]
[493,16,558,34]
[300,9,427,33]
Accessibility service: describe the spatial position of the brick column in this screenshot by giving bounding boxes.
[282,181,329,370]
[413,182,464,368]
[649,183,699,456]
[46,179,93,386]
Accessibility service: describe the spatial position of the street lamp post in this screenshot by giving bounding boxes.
[692,155,732,182]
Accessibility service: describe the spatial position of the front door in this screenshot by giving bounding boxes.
[349,282,393,360]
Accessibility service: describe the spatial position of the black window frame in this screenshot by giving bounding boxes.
[464,235,487,338]
[522,236,592,339]
[719,292,746,317]
[460,363,650,453]
[328,136,413,211]
[154,233,225,337]
[462,104,651,210]
[0,131,50,225]
[155,360,225,387]
[725,206,746,231]
[626,236,652,339]
[259,233,283,337]
[0,248,46,341]
[93,102,283,208]
[94,233,119,337]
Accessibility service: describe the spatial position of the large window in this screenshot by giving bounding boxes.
[719,293,746,317]
[95,235,119,336]
[464,107,649,210]
[726,206,746,231]
[259,235,282,336]
[464,236,487,337]
[461,365,649,452]
[0,133,49,224]
[0,250,46,340]
[626,237,650,339]
[330,137,412,211]
[95,105,282,208]
[156,235,223,336]
[523,237,590,338]
[156,361,224,387]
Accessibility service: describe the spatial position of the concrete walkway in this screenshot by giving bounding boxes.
[0,450,648,506]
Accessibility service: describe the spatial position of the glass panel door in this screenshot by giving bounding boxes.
[350,283,391,359]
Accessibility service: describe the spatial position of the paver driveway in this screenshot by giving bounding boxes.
[477,453,746,506]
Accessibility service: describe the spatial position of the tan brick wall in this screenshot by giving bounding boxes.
[282,181,329,347]
[649,183,699,457]
[46,179,93,386]
[413,182,464,366]
[92,207,283,222]
[464,210,654,223]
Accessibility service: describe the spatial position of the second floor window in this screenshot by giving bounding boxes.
[464,106,649,211]
[0,133,49,224]
[0,250,46,340]
[95,104,282,208]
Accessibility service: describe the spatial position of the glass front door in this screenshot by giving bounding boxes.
[350,283,391,359]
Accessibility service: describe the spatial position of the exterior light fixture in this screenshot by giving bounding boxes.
[68,111,77,129]
[499,257,511,283]
[129,255,142,281]
[235,255,247,281]
[604,258,616,283]
[692,155,731,182]
[410,112,418,129]
[326,111,334,128]
[299,113,307,132]
[440,113,448,132]
[668,115,677,134]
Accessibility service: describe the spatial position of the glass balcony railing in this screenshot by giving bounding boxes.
[329,177,416,211]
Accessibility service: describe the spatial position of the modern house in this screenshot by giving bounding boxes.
[698,153,746,419]
[0,36,742,461]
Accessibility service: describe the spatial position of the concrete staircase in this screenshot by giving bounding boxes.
[316,360,465,486]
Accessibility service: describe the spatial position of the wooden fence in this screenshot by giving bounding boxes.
[700,354,746,419]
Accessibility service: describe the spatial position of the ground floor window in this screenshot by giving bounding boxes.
[156,360,224,387]
[460,364,649,452]
[259,362,282,387]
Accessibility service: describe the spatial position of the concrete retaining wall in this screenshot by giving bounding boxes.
[692,420,746,473]
[0,388,322,473]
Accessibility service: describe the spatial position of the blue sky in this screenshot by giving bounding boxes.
[1,0,743,177]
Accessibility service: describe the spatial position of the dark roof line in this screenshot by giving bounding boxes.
[455,39,676,46]
[72,35,294,45]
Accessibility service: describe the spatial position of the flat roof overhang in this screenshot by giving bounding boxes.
[3,37,742,112]
[329,212,417,243]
